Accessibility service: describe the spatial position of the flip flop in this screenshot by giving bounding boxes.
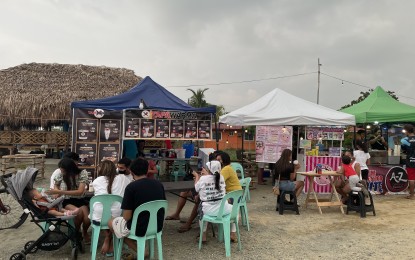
[177,226,192,233]
[165,216,180,220]
[195,235,207,244]
[106,252,114,257]
[180,218,196,224]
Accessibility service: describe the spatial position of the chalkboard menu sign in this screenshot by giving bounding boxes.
[76,119,98,142]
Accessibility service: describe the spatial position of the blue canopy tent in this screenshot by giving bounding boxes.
[71,76,216,113]
[71,76,217,160]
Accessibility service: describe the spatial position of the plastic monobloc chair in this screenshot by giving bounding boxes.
[230,162,245,179]
[199,190,244,257]
[114,200,168,260]
[170,160,187,182]
[89,194,123,260]
[239,177,251,231]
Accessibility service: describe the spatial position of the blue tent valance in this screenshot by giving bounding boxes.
[71,76,216,113]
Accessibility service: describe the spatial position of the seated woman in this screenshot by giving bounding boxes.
[275,149,304,198]
[91,160,130,256]
[193,160,232,243]
[46,158,91,244]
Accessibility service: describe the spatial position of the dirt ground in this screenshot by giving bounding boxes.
[1,159,415,260]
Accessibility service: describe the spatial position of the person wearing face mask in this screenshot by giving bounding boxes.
[117,158,133,182]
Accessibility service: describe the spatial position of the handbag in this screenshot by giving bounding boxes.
[272,171,281,196]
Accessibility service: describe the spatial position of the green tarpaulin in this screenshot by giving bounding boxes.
[340,86,415,123]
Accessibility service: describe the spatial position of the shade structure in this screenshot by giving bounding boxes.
[219,88,355,126]
[340,86,415,123]
[71,76,216,113]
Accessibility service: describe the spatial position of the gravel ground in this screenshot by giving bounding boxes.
[1,159,415,260]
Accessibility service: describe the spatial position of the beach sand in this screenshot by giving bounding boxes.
[1,160,414,259]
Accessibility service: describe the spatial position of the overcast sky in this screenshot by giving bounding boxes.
[1,0,415,113]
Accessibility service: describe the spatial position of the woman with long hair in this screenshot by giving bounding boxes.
[192,160,232,243]
[91,160,130,256]
[275,149,304,197]
[47,158,91,243]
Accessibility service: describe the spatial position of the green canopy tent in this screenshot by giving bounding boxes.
[340,86,415,123]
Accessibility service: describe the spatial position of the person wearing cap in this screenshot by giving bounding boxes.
[192,160,232,243]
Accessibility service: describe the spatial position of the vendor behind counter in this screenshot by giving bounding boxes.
[368,127,388,151]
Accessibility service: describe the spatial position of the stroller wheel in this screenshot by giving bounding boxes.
[71,247,78,260]
[24,241,38,253]
[10,253,26,260]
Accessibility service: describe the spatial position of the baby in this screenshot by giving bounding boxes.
[29,188,79,216]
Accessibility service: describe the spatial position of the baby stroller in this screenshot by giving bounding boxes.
[5,167,83,260]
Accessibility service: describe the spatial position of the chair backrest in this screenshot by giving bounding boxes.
[240,177,251,202]
[172,160,186,175]
[230,162,245,179]
[130,200,168,237]
[89,194,123,226]
[214,190,244,221]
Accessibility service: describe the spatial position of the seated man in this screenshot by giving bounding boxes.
[117,157,133,182]
[108,158,166,254]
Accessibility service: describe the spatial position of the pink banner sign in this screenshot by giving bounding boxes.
[304,156,341,193]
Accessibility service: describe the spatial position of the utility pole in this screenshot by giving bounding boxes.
[317,58,322,104]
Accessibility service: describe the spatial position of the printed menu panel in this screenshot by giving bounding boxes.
[184,120,198,139]
[155,119,170,138]
[170,120,184,138]
[198,120,211,139]
[255,126,293,163]
[100,119,121,142]
[76,119,98,142]
[98,143,120,162]
[76,143,97,167]
[125,118,140,138]
[306,127,344,140]
[141,119,155,138]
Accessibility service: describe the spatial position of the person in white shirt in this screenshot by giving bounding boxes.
[353,140,371,183]
[117,157,133,182]
[50,152,80,189]
[91,160,130,256]
[193,160,232,243]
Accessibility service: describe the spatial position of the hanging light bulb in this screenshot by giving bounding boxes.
[226,139,229,144]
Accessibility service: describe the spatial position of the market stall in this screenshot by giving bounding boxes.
[71,76,216,179]
[219,88,355,193]
[340,86,415,193]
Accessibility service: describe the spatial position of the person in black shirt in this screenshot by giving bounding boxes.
[401,124,415,199]
[369,128,387,150]
[108,158,166,254]
[275,149,303,198]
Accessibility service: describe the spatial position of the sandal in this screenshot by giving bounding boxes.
[196,235,207,244]
[177,226,192,233]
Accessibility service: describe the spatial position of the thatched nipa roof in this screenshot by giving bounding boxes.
[0,63,142,128]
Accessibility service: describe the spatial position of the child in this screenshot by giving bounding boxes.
[353,140,371,182]
[29,188,79,216]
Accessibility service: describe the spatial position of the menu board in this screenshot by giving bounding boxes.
[98,143,120,162]
[100,119,121,142]
[255,126,293,163]
[184,120,198,139]
[170,120,184,138]
[198,120,211,139]
[76,119,98,142]
[141,119,155,138]
[123,109,212,140]
[306,127,344,140]
[125,118,140,138]
[76,143,97,167]
[155,119,170,138]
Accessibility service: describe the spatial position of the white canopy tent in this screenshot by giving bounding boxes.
[219,88,355,126]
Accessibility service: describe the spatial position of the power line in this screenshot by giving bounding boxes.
[168,72,317,88]
[321,72,415,101]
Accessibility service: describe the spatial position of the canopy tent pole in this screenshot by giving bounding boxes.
[214,115,219,151]
[241,126,245,165]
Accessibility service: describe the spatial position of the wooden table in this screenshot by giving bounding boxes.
[299,171,344,214]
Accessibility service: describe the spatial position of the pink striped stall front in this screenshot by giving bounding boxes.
[304,156,342,193]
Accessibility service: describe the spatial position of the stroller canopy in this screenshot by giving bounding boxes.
[6,167,38,200]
